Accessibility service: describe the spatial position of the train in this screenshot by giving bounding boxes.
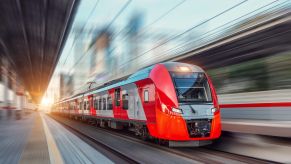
[52,62,221,147]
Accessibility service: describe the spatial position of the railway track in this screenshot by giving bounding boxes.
[90,125,273,164]
[50,114,276,164]
[56,117,139,164]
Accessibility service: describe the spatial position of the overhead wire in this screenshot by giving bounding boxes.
[105,0,187,61]
[118,0,289,68]
[117,0,248,68]
[154,0,287,63]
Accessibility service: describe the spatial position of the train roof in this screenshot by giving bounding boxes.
[56,62,204,104]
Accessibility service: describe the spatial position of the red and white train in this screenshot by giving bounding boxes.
[53,62,221,147]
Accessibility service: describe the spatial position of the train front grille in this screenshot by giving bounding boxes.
[186,119,212,138]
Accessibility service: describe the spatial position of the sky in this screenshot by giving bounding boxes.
[43,0,289,104]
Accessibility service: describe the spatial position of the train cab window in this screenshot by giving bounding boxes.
[122,94,129,110]
[144,90,149,103]
[107,96,113,110]
[103,98,106,110]
[171,72,212,103]
[115,88,121,106]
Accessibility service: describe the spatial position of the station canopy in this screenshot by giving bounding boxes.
[0,0,79,102]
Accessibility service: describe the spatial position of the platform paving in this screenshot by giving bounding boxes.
[0,111,113,164]
[20,112,50,164]
[42,114,113,164]
[0,111,34,164]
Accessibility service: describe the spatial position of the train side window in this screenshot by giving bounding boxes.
[83,101,86,110]
[144,90,149,103]
[103,98,106,110]
[94,98,98,110]
[122,94,129,110]
[107,96,113,110]
[99,98,102,110]
[115,88,121,106]
[86,101,88,110]
[98,98,100,110]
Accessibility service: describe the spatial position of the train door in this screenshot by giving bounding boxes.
[121,84,145,120]
[75,99,78,114]
[122,89,133,118]
[140,85,156,123]
[89,95,95,116]
[134,87,144,120]
[81,96,85,115]
[114,88,121,118]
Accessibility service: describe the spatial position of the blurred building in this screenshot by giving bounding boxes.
[90,29,112,78]
[59,73,73,99]
[123,13,143,72]
[72,30,91,94]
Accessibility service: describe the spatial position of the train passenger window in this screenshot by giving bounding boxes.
[94,98,98,110]
[144,90,149,103]
[122,94,129,110]
[86,101,88,110]
[86,101,89,110]
[99,98,102,110]
[83,101,86,110]
[115,88,121,106]
[107,96,113,110]
[103,98,106,110]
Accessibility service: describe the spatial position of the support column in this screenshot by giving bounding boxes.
[12,72,17,108]
[2,57,9,119]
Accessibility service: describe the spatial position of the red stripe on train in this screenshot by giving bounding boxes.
[220,102,291,108]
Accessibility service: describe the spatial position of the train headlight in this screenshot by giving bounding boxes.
[211,107,218,114]
[178,66,190,72]
[172,107,183,114]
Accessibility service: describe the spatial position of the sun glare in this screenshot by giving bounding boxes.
[41,97,52,106]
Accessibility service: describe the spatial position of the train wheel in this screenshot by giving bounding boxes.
[140,127,149,141]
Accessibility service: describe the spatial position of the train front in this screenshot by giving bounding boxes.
[149,62,221,147]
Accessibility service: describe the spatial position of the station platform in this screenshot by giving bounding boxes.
[222,118,291,137]
[0,111,112,164]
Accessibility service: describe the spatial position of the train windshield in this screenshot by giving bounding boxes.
[171,72,212,103]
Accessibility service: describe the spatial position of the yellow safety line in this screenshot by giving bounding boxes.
[40,113,64,164]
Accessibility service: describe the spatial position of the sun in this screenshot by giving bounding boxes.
[41,97,52,106]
